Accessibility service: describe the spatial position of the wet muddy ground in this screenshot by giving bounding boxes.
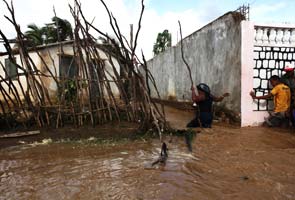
[1,106,295,199]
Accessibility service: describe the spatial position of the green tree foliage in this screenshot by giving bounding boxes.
[153,29,171,55]
[50,16,73,41]
[25,17,73,47]
[25,24,46,46]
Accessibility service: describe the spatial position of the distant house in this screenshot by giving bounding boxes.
[147,11,295,126]
[0,40,120,102]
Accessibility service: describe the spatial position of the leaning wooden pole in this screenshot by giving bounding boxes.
[178,20,204,128]
[178,20,194,87]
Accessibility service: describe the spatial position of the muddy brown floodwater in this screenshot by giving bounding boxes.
[1,106,295,200]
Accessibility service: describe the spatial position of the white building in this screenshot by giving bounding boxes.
[0,40,121,102]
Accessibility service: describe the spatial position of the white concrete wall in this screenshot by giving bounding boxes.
[0,52,39,99]
[148,12,243,113]
[97,50,120,97]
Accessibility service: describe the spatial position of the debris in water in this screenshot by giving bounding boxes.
[0,130,40,138]
[87,137,96,141]
[29,138,53,147]
[176,129,197,152]
[152,142,168,166]
[42,138,53,144]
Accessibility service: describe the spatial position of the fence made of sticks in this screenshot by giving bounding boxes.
[0,0,168,137]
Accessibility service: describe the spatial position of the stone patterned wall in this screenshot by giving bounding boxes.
[253,46,295,111]
[241,21,295,126]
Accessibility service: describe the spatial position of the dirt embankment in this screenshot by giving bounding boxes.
[0,121,139,149]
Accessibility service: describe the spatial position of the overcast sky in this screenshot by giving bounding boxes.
[1,0,295,59]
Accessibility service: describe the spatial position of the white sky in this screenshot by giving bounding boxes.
[1,0,295,59]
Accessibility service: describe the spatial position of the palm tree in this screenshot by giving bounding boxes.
[51,17,73,41]
[42,24,58,44]
[25,23,46,46]
[24,17,73,46]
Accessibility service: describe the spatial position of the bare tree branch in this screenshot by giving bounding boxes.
[178,20,193,87]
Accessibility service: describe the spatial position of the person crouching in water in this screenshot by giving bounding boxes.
[187,83,230,128]
[250,75,291,127]
[281,66,295,127]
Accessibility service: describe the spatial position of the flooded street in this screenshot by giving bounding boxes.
[0,138,199,200]
[1,106,295,199]
[1,126,295,200]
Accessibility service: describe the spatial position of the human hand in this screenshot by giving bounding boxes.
[191,85,195,91]
[223,92,230,97]
[249,91,255,98]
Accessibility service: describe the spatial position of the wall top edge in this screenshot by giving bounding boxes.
[254,22,295,29]
[254,44,295,47]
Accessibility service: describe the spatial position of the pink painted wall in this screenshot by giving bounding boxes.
[241,21,269,126]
